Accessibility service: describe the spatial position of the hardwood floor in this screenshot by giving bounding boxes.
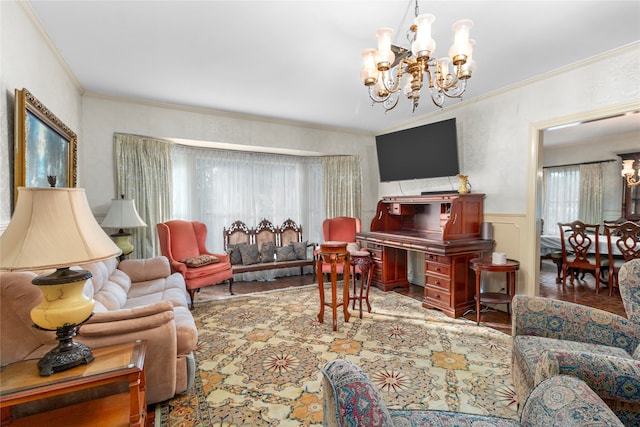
[196,259,626,335]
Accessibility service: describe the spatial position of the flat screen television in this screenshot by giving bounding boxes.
[375,118,459,182]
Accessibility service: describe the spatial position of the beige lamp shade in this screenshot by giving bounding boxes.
[0,187,122,271]
[101,198,147,229]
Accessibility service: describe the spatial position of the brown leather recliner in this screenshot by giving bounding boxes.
[157,220,233,308]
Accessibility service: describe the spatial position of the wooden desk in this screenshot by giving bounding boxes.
[358,194,494,318]
[470,258,520,326]
[1,340,147,427]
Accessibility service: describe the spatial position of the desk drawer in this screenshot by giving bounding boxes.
[424,286,451,306]
[425,262,451,277]
[424,254,451,264]
[425,274,451,290]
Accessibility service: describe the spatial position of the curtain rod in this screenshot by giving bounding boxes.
[544,159,617,169]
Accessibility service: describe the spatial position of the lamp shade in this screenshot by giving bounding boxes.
[0,187,122,271]
[101,198,147,229]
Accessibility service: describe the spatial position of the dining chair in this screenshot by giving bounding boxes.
[558,220,608,293]
[604,221,640,296]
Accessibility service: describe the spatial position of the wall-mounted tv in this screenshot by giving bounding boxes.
[376,118,459,182]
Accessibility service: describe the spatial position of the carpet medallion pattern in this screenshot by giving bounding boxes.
[158,284,517,426]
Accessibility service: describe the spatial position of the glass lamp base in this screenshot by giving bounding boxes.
[37,324,94,376]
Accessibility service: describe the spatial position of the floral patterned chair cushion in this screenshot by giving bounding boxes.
[511,259,640,426]
[321,359,623,427]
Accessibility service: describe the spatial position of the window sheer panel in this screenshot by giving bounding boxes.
[172,145,324,254]
[542,166,580,235]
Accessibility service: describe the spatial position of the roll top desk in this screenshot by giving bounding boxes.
[357,193,494,318]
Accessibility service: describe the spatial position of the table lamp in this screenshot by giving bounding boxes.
[0,187,121,376]
[100,195,147,260]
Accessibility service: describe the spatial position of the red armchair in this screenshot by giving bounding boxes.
[320,217,363,276]
[157,220,233,309]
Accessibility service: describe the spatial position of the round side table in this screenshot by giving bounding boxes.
[316,241,351,331]
[469,257,520,326]
[349,250,373,319]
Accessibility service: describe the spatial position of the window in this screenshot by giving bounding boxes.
[542,166,580,235]
[172,145,324,252]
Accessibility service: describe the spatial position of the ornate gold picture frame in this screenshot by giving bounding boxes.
[14,88,77,201]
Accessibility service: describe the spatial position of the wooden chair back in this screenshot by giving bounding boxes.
[558,220,606,292]
[605,221,640,262]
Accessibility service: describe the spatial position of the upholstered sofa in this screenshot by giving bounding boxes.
[511,258,640,426]
[0,256,198,405]
[322,358,624,426]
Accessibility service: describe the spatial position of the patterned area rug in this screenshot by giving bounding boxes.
[156,284,517,426]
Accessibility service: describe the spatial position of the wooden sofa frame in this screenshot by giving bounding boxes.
[223,218,316,275]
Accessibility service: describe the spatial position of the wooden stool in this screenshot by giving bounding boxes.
[349,250,373,318]
[470,257,520,326]
[317,241,351,331]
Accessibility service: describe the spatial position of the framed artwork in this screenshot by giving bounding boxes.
[14,88,77,201]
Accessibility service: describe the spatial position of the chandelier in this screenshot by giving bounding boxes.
[360,0,476,112]
[622,159,640,187]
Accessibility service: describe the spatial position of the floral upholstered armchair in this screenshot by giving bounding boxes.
[511,258,640,426]
[322,358,623,426]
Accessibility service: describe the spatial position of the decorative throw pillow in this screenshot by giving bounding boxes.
[227,243,246,265]
[290,241,308,260]
[276,245,297,262]
[239,243,260,265]
[181,254,219,268]
[260,241,276,263]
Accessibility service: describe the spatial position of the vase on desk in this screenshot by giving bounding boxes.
[457,174,471,194]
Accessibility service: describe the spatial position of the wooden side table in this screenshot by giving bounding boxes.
[470,258,520,326]
[349,250,373,318]
[317,241,351,331]
[1,340,147,427]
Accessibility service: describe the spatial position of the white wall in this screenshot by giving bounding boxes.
[0,1,82,230]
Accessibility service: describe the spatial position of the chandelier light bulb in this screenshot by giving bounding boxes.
[361,48,379,86]
[411,14,436,59]
[437,57,451,83]
[375,27,395,70]
[460,39,476,78]
[621,159,636,177]
[450,19,473,63]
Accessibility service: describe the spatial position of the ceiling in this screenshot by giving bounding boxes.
[27,1,640,137]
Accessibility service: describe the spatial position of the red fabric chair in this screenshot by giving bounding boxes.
[157,220,233,309]
[320,217,363,276]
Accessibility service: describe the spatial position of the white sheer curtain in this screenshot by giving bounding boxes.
[114,133,173,258]
[542,165,580,235]
[172,144,324,254]
[579,163,603,225]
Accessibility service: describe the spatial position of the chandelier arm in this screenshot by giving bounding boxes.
[367,85,390,104]
[625,174,640,187]
[430,88,445,108]
[441,79,468,99]
[381,63,405,94]
[434,64,463,91]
